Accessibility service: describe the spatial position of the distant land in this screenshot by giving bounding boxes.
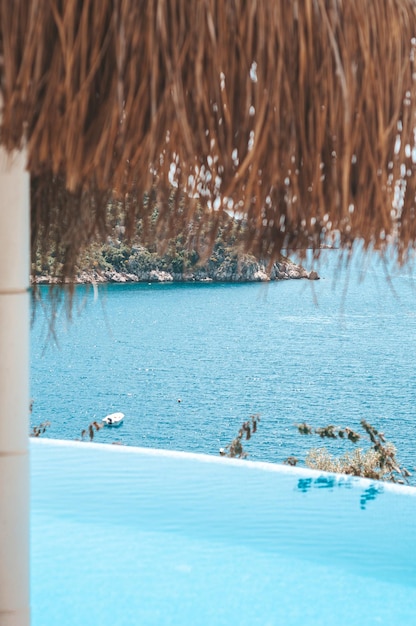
[32,216,319,285]
[32,241,319,285]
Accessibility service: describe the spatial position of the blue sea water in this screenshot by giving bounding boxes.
[30,249,416,478]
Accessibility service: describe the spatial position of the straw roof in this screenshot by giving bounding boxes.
[2,1,416,280]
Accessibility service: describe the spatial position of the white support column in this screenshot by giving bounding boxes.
[0,146,30,625]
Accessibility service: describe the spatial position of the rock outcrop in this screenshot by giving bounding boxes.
[32,255,318,285]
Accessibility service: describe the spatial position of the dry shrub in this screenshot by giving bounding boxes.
[80,421,103,441]
[297,419,411,484]
[220,414,260,459]
[306,446,398,481]
[30,421,51,437]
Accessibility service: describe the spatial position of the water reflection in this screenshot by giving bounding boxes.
[359,484,384,510]
[297,475,384,509]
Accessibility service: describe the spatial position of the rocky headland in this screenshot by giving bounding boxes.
[32,250,319,285]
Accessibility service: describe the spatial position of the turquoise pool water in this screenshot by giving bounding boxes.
[31,439,416,625]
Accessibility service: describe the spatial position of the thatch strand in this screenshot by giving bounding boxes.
[2,0,416,280]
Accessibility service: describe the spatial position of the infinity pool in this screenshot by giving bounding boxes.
[31,439,416,626]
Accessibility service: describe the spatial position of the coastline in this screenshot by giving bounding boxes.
[32,256,320,285]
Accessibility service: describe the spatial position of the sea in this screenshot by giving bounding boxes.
[30,247,416,482]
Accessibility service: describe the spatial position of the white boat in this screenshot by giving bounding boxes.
[102,412,124,426]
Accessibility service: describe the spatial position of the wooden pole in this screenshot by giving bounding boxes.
[0,145,30,625]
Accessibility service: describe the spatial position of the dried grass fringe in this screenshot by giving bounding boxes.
[2,1,416,281]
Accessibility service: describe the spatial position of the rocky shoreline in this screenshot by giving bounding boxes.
[32,256,319,285]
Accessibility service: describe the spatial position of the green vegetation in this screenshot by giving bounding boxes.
[31,208,307,283]
[32,204,239,280]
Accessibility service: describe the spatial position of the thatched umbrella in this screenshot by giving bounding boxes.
[2,2,416,623]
